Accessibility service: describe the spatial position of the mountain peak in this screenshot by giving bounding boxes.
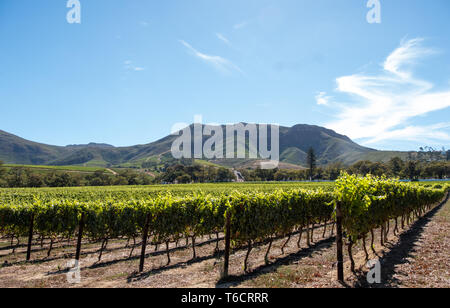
[0,124,401,168]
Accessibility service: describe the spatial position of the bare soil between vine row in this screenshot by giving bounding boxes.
[0,197,449,288]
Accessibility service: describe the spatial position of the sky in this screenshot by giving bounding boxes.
[0,0,449,151]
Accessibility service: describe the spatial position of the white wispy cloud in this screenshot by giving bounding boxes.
[315,92,331,106]
[383,38,435,79]
[124,60,145,72]
[179,40,242,74]
[324,38,450,146]
[365,122,450,145]
[233,21,248,30]
[216,33,231,46]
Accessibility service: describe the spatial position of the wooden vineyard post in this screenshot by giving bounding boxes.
[335,201,344,282]
[75,212,85,261]
[26,213,35,261]
[139,213,151,273]
[222,211,231,279]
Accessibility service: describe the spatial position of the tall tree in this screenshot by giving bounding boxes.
[306,147,316,181]
[388,157,404,177]
[405,161,418,181]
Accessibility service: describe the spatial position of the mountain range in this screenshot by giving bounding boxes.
[0,124,408,169]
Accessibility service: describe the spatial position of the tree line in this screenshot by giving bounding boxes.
[0,163,154,188]
[0,161,235,188]
[239,156,449,182]
[155,164,235,184]
[1,152,448,188]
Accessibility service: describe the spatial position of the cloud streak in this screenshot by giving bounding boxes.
[179,40,242,74]
[216,33,231,46]
[124,60,145,72]
[233,21,248,30]
[324,38,450,147]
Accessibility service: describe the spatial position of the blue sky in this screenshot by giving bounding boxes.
[1,0,449,151]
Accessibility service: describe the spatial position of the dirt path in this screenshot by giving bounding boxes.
[0,197,448,288]
[371,195,450,287]
[106,168,118,176]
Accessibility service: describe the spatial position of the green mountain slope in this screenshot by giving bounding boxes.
[0,130,68,165]
[0,124,409,168]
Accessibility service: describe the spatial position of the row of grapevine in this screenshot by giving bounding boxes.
[0,182,335,204]
[226,189,334,271]
[334,173,448,273]
[0,195,228,263]
[0,175,448,278]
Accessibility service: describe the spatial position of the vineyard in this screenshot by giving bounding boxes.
[0,174,448,286]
